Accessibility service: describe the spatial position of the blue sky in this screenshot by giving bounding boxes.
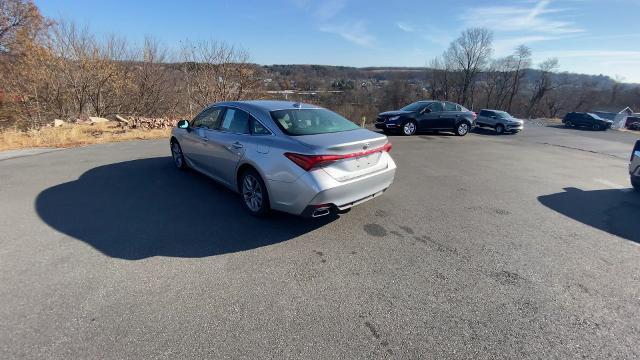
[36,0,640,82]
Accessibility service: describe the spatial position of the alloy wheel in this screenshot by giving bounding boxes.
[171,142,184,168]
[242,174,263,212]
[457,123,469,136]
[403,122,416,136]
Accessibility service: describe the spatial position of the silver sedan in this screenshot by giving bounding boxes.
[170,100,396,217]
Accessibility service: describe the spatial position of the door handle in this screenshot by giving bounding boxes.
[232,142,244,149]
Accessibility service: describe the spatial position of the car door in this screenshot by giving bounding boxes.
[440,102,460,129]
[417,102,444,130]
[578,114,591,126]
[180,107,222,170]
[205,107,251,186]
[477,110,490,126]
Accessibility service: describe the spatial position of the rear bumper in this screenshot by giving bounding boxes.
[268,155,397,216]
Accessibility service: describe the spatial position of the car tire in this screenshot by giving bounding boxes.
[402,120,417,136]
[455,122,470,136]
[240,168,270,217]
[170,140,188,170]
[565,121,572,127]
[495,124,505,135]
[592,124,601,131]
[632,177,640,192]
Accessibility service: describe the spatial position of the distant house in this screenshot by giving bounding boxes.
[592,107,634,129]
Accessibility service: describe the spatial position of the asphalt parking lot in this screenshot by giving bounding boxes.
[1,122,639,359]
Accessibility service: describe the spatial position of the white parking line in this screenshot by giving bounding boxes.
[594,178,633,192]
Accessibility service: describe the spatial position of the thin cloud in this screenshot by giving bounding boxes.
[315,0,346,19]
[319,21,375,47]
[396,22,414,32]
[493,35,565,55]
[460,0,584,35]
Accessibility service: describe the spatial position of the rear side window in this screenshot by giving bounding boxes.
[251,117,271,135]
[220,108,250,134]
[444,102,457,111]
[480,110,492,117]
[270,108,359,136]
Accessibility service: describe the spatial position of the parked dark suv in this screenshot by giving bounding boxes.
[631,140,640,191]
[375,101,476,136]
[562,112,613,130]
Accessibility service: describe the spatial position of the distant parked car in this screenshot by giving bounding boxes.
[562,112,613,130]
[375,100,476,136]
[475,109,524,134]
[631,140,640,191]
[170,100,396,218]
[625,116,640,130]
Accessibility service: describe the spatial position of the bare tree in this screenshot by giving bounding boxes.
[0,0,45,53]
[506,45,531,113]
[128,36,173,116]
[426,56,454,101]
[526,58,561,117]
[180,40,262,113]
[443,28,493,106]
[483,56,516,109]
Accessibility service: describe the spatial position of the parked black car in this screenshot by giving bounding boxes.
[630,140,640,191]
[562,112,613,130]
[625,116,640,130]
[375,101,476,136]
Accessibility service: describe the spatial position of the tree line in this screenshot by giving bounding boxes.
[1,0,638,130]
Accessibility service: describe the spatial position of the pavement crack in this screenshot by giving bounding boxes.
[537,142,619,159]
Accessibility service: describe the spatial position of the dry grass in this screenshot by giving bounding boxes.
[0,122,171,151]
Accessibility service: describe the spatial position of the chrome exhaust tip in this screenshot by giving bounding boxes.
[311,207,331,218]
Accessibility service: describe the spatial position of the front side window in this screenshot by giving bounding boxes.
[270,108,359,136]
[192,107,223,129]
[494,111,511,119]
[427,102,444,112]
[220,108,250,134]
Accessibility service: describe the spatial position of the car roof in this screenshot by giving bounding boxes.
[214,100,322,112]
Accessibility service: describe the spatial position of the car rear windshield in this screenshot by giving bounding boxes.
[270,108,359,136]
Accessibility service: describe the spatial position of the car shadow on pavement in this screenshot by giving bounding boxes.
[35,157,336,260]
[471,127,499,136]
[471,127,518,136]
[547,125,601,131]
[538,187,640,244]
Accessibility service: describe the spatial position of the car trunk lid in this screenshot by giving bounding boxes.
[293,129,390,181]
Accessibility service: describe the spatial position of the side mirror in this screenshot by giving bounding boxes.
[177,120,189,129]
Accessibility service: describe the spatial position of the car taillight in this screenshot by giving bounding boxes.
[285,143,392,171]
[472,112,477,120]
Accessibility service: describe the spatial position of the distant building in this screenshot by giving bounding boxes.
[592,107,634,129]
